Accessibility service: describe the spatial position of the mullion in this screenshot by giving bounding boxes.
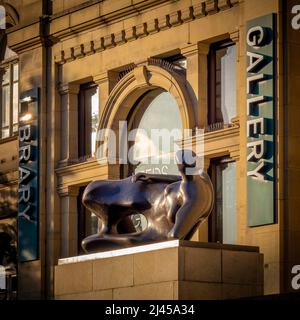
[0,69,2,139]
[9,63,13,137]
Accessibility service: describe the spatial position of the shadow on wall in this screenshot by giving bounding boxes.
[0,186,17,220]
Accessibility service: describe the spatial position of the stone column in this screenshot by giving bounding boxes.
[181,43,210,128]
[59,186,80,258]
[59,83,80,165]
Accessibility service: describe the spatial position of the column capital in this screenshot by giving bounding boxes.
[229,150,240,162]
[58,83,80,95]
[93,71,109,85]
[229,29,240,43]
[198,43,210,55]
[181,42,210,57]
[57,185,80,197]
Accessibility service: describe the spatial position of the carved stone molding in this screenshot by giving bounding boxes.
[58,83,80,95]
[57,185,80,198]
[181,43,210,57]
[55,1,240,65]
[230,30,240,43]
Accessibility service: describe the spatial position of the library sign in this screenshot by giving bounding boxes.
[18,88,39,262]
[246,14,275,226]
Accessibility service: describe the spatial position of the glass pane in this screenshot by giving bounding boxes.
[222,162,237,244]
[132,91,183,175]
[13,64,19,81]
[91,87,99,155]
[84,212,99,237]
[1,128,9,138]
[220,45,237,124]
[2,85,10,127]
[4,47,17,60]
[13,82,19,124]
[2,68,10,85]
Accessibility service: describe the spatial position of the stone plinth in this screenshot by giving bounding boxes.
[54,240,263,300]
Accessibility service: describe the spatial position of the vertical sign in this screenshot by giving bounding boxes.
[18,88,39,261]
[246,14,276,226]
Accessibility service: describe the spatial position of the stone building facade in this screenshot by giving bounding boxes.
[0,0,299,299]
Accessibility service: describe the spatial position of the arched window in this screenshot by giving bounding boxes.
[125,89,183,231]
[126,88,183,176]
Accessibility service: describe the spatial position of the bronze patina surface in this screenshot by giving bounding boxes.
[82,150,214,253]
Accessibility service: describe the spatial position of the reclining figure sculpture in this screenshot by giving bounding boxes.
[82,150,214,253]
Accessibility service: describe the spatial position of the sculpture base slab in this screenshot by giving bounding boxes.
[54,240,263,300]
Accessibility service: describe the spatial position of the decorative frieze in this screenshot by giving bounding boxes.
[114,30,126,45]
[92,38,105,52]
[218,0,231,11]
[230,0,240,6]
[193,3,206,18]
[169,11,183,26]
[85,41,96,56]
[205,0,219,15]
[57,1,240,65]
[103,34,116,49]
[135,23,148,38]
[157,15,171,31]
[147,18,160,34]
[73,44,85,59]
[126,26,138,42]
[181,7,195,22]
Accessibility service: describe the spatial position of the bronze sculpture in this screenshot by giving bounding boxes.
[82,150,214,253]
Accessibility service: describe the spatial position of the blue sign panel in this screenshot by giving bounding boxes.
[246,14,276,226]
[18,88,39,262]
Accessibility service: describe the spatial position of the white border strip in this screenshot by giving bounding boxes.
[58,240,180,265]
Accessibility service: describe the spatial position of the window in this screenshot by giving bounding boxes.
[78,82,99,158]
[127,88,183,176]
[0,57,18,140]
[208,40,236,125]
[208,158,237,244]
[123,89,183,231]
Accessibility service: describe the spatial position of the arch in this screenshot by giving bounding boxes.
[97,64,196,158]
[1,3,19,27]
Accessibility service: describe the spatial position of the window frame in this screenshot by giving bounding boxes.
[208,156,236,244]
[77,82,99,159]
[0,57,18,141]
[207,39,236,126]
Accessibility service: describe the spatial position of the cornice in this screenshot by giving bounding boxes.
[55,158,107,176]
[54,0,240,65]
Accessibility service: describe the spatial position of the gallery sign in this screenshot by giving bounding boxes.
[246,14,276,226]
[18,88,39,262]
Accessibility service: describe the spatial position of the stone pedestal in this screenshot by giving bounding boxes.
[54,240,263,300]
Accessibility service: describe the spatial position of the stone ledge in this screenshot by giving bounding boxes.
[58,240,259,265]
